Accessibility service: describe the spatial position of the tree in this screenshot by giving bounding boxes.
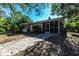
[0,17,7,33]
[1,3,49,18]
[5,13,32,33]
[51,3,79,18]
[0,3,48,33]
[51,3,79,32]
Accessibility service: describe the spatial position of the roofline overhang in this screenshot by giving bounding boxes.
[30,17,64,25]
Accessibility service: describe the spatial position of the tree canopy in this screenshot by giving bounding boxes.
[51,3,79,18]
[0,3,49,33]
[51,3,79,32]
[1,3,49,18]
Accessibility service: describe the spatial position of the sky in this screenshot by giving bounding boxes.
[27,4,61,22]
[5,4,61,22]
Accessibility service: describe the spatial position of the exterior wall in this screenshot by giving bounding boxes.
[42,19,64,34]
[30,25,33,32]
[30,24,42,33]
[60,19,64,34]
[42,22,46,33]
[28,18,64,35]
[40,23,44,32]
[42,21,59,34]
[20,23,31,33]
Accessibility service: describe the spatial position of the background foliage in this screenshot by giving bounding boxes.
[0,3,48,33]
[51,3,79,33]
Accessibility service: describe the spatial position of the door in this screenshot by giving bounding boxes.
[45,23,50,33]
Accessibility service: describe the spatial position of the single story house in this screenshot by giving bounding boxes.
[0,11,64,35]
[21,17,64,35]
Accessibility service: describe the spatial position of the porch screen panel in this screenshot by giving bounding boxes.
[54,21,58,33]
[50,21,58,34]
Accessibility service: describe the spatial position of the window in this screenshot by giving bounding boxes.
[50,21,58,34]
[54,21,58,28]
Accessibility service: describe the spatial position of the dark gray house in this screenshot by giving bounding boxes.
[26,17,64,35]
[0,11,64,35]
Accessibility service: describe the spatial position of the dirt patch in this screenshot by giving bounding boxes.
[0,33,39,44]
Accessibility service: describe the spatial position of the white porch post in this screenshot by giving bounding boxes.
[58,20,60,35]
[40,23,43,32]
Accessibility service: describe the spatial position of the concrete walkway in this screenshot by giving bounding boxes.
[0,33,53,56]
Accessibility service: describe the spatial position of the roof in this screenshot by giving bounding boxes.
[31,17,64,24]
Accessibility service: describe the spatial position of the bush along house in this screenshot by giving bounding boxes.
[21,17,64,35]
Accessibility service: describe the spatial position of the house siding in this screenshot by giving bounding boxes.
[24,17,64,35]
[60,19,64,34]
[42,21,59,34]
[30,19,64,35]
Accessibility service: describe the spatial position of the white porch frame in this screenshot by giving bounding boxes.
[45,21,60,35]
